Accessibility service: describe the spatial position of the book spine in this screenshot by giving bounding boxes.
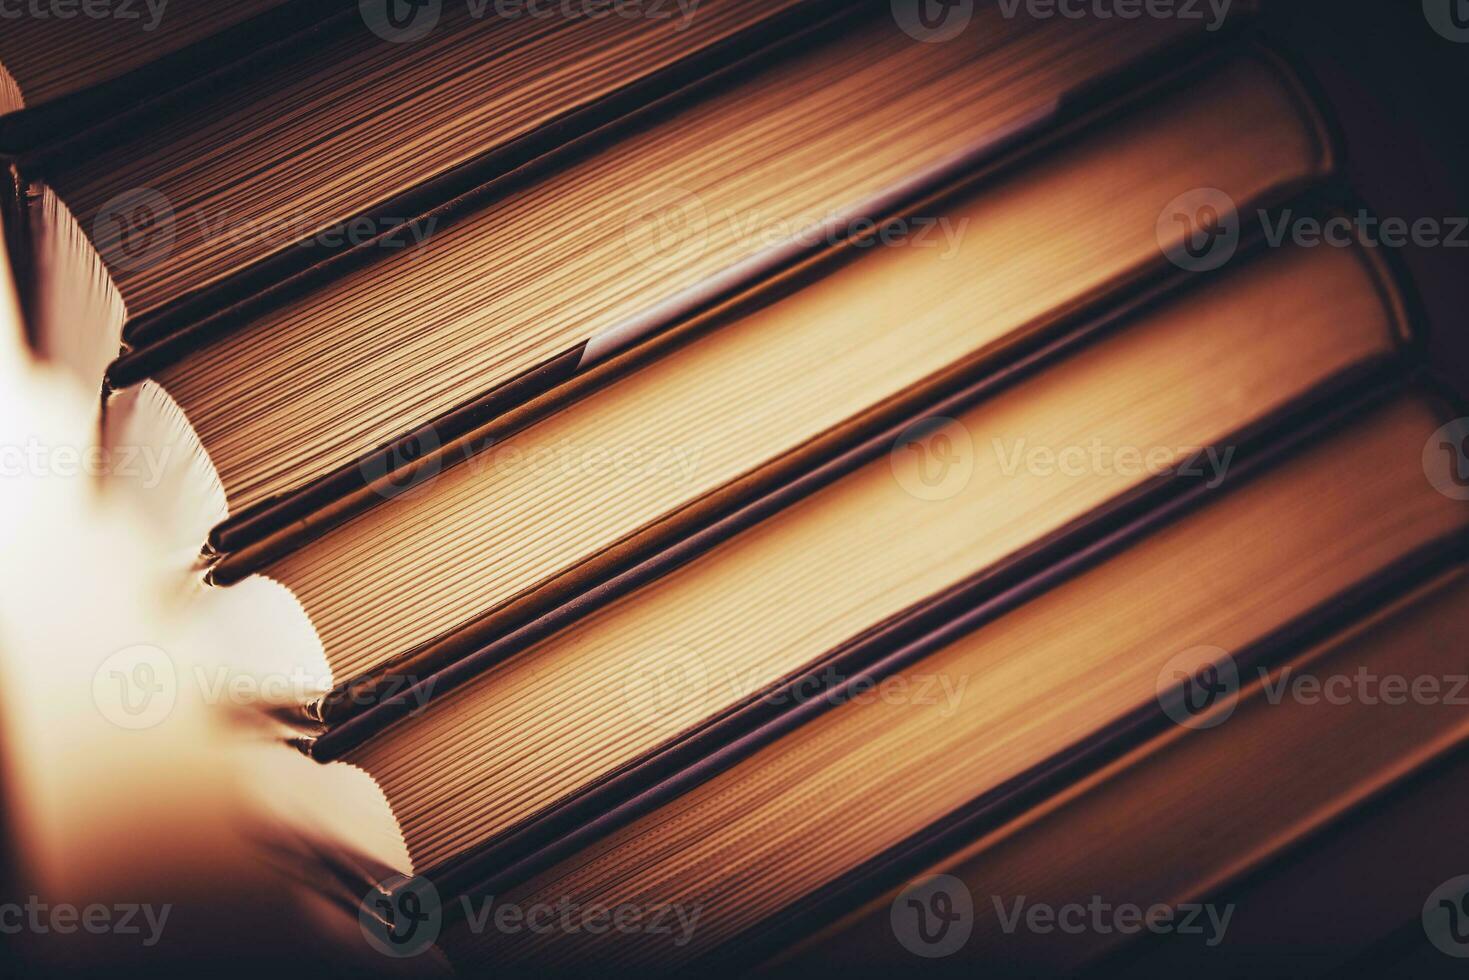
[350,364,1424,913]
[1,0,361,158]
[693,529,1469,972]
[107,0,878,360]
[199,28,1266,570]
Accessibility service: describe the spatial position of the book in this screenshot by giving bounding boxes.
[238,48,1356,732]
[2,2,1465,974]
[0,0,314,149]
[325,229,1413,884]
[21,0,834,384]
[98,8,1237,563]
[427,390,1467,971]
[778,563,1469,973]
[1122,717,1469,975]
[0,218,411,972]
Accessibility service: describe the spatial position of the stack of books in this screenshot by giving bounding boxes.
[1,1,1465,973]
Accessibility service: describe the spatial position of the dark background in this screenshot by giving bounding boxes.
[1261,0,1469,391]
